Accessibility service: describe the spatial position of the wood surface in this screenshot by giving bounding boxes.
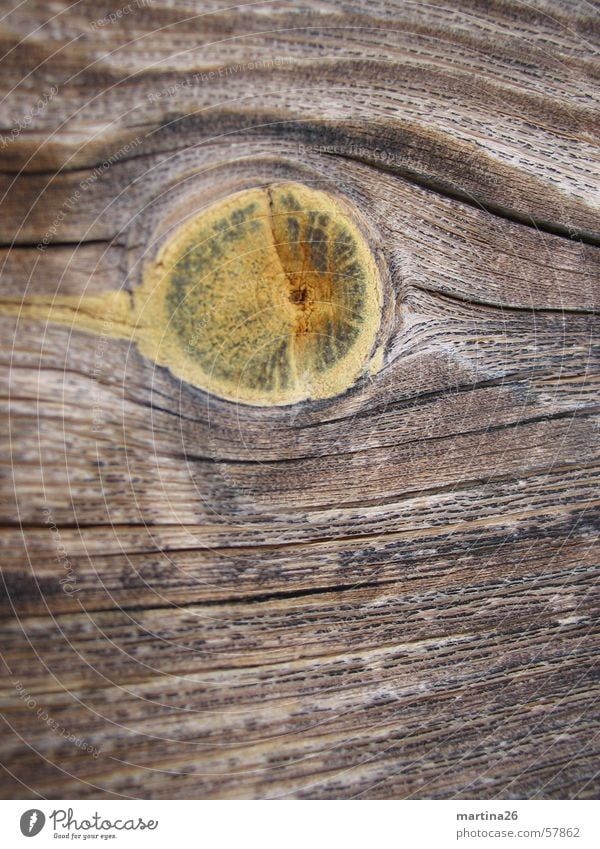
[0,0,599,799]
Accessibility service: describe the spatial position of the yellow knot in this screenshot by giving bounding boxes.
[139,182,382,405]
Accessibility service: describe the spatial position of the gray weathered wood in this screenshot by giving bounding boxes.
[0,0,599,799]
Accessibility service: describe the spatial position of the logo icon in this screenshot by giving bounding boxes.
[20,810,45,837]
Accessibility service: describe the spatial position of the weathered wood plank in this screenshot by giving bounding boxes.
[0,0,599,800]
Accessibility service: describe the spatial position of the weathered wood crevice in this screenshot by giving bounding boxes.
[3,129,599,246]
[323,149,600,247]
[156,406,600,466]
[410,283,600,316]
[0,237,121,249]
[89,579,396,614]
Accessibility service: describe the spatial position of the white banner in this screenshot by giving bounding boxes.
[0,800,597,848]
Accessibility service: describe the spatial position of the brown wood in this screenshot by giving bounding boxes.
[0,0,599,799]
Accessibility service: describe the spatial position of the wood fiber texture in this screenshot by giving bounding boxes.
[0,0,599,799]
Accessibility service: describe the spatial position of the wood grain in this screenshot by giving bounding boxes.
[0,0,598,799]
